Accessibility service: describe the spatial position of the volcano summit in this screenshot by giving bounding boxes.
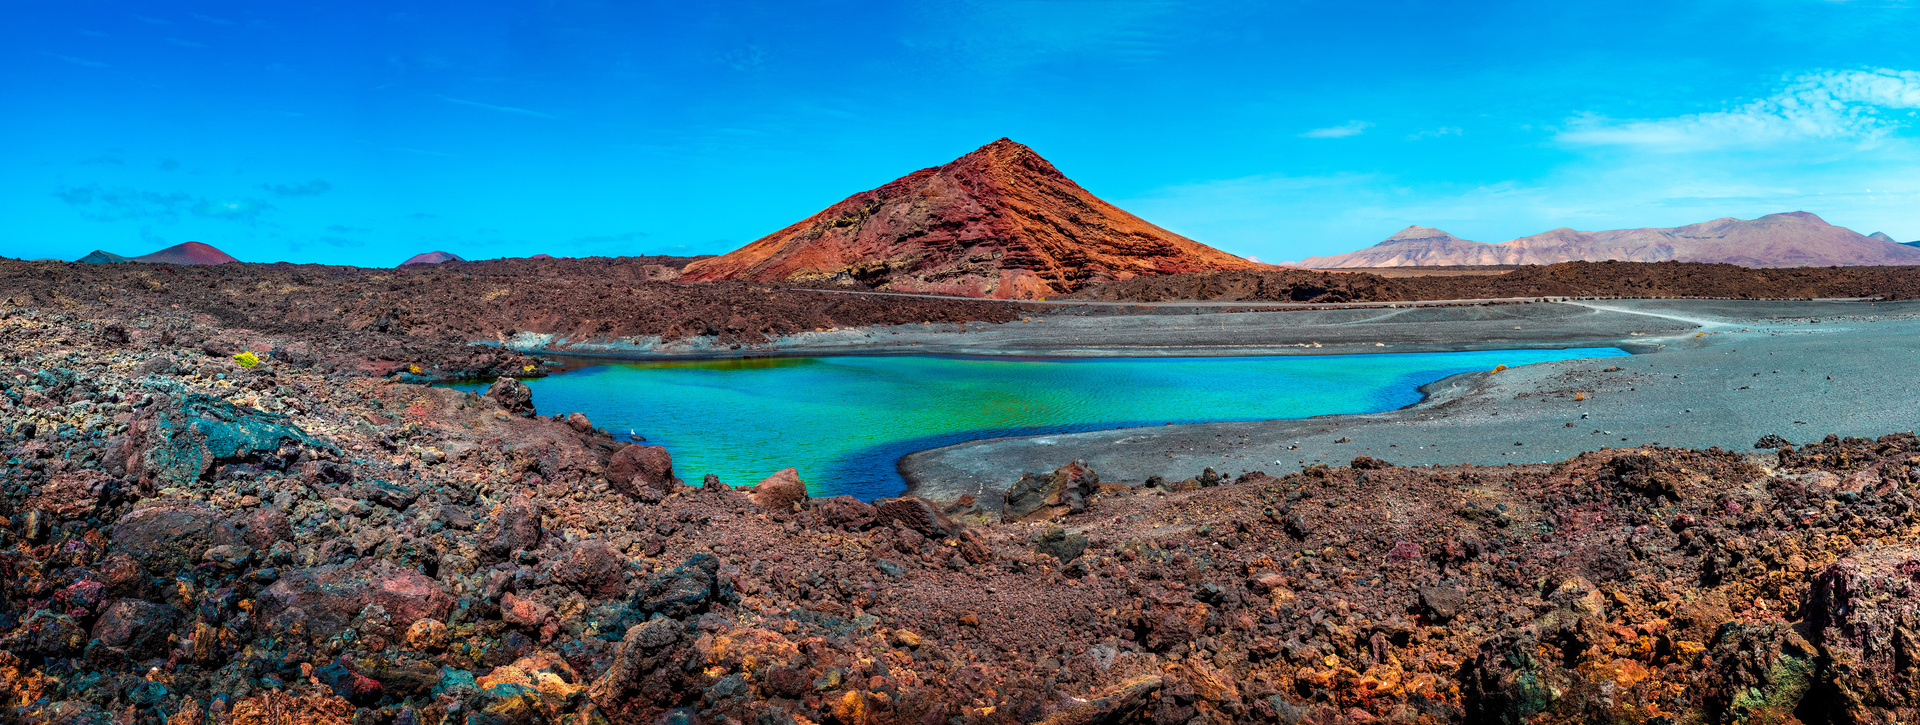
[681,139,1258,299]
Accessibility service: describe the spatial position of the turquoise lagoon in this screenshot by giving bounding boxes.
[464,349,1627,499]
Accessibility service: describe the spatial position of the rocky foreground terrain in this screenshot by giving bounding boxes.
[5,277,1920,725]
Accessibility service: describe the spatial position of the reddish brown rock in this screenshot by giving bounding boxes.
[555,540,627,599]
[500,591,554,630]
[485,377,535,417]
[814,496,877,530]
[478,495,544,564]
[680,139,1260,299]
[875,496,961,539]
[1803,544,1920,722]
[1002,461,1100,523]
[606,444,680,497]
[91,599,183,658]
[23,470,106,520]
[240,506,293,548]
[254,557,454,640]
[748,468,808,511]
[109,500,243,572]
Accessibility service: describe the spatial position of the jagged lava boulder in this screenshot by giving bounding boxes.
[254,557,454,641]
[607,444,680,498]
[1804,543,1920,721]
[109,499,243,572]
[107,393,323,489]
[748,468,808,510]
[1003,460,1100,523]
[485,376,536,417]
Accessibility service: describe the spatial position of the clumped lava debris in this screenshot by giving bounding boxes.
[1,268,1918,724]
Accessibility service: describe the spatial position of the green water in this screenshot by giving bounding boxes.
[463,349,1626,499]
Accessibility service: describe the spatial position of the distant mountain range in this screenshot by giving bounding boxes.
[681,138,1260,299]
[1299,213,1920,268]
[76,241,238,265]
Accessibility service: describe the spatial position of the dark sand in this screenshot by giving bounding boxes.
[893,299,1920,510]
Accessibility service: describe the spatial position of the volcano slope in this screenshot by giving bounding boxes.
[6,275,1920,724]
[680,139,1259,299]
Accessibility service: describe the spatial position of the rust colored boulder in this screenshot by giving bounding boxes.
[1003,460,1100,523]
[478,495,544,564]
[813,496,877,530]
[254,557,454,641]
[748,468,808,511]
[556,539,628,599]
[91,599,183,659]
[485,377,535,417]
[680,138,1259,299]
[240,506,293,548]
[607,444,680,497]
[500,591,554,630]
[567,411,592,433]
[1803,544,1920,722]
[875,496,961,539]
[109,500,243,572]
[24,469,107,520]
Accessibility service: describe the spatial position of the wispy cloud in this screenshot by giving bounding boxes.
[166,37,207,49]
[132,14,170,25]
[1407,126,1463,140]
[46,53,108,68]
[191,13,236,25]
[385,146,461,158]
[1558,68,1920,149]
[77,29,109,38]
[55,185,194,221]
[435,94,556,119]
[1300,120,1374,138]
[326,224,371,233]
[57,184,277,223]
[191,198,274,222]
[260,179,332,197]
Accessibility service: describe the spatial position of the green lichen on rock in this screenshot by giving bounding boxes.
[114,393,324,488]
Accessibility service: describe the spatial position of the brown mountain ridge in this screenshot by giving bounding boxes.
[1300,212,1920,268]
[680,138,1260,299]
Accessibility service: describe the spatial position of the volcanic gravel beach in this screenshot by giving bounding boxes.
[897,298,1920,507]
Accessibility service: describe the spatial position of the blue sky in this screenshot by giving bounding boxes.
[4,0,1917,266]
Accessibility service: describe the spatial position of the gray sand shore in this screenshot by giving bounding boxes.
[894,299,1920,509]
[516,298,1920,510]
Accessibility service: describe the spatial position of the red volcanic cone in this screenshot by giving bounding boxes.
[399,251,466,266]
[679,138,1260,299]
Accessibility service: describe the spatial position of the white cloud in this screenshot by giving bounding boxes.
[1299,120,1373,138]
[436,94,557,119]
[1407,126,1462,140]
[46,52,108,68]
[1558,68,1920,149]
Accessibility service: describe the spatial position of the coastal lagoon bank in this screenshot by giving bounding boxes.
[899,298,1920,509]
[470,348,1624,499]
